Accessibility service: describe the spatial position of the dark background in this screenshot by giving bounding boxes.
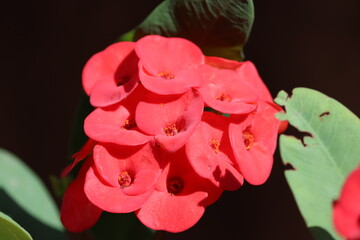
[1,1,359,239]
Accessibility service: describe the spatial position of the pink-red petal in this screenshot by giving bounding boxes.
[84,85,153,146]
[198,64,257,114]
[135,35,204,95]
[235,61,273,102]
[229,102,280,185]
[84,166,154,213]
[82,41,139,107]
[135,35,204,75]
[136,148,222,232]
[135,89,203,152]
[186,111,244,190]
[60,158,102,233]
[84,104,152,146]
[333,165,360,239]
[135,190,206,233]
[138,61,202,95]
[61,139,96,178]
[92,143,162,196]
[89,74,139,107]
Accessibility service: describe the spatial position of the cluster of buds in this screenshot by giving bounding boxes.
[60,35,286,233]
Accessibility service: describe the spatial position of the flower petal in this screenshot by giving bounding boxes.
[186,112,244,190]
[92,143,162,196]
[89,74,139,107]
[198,64,257,114]
[229,102,280,185]
[136,190,206,233]
[138,61,202,95]
[82,41,139,107]
[135,35,204,74]
[60,158,102,232]
[135,89,203,152]
[84,85,153,146]
[84,166,154,213]
[333,165,360,239]
[136,148,222,232]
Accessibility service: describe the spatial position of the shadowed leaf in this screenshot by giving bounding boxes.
[134,0,254,60]
[0,149,66,239]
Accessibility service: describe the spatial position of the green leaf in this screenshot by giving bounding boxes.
[0,212,32,240]
[134,0,254,60]
[117,29,135,42]
[274,88,360,240]
[91,212,156,240]
[0,149,66,240]
[49,175,73,198]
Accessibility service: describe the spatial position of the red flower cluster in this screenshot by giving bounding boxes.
[60,35,285,233]
[333,164,360,240]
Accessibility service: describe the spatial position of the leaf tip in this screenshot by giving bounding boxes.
[274,90,289,106]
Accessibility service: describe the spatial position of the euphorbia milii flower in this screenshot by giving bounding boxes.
[205,57,274,102]
[84,85,152,146]
[135,35,204,95]
[197,63,257,114]
[229,101,281,185]
[333,164,360,240]
[186,111,244,191]
[82,41,139,107]
[136,148,222,233]
[60,157,102,232]
[135,89,204,152]
[84,142,162,213]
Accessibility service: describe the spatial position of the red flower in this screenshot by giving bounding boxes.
[135,148,222,232]
[82,41,139,107]
[333,164,360,240]
[197,63,257,114]
[63,34,285,233]
[229,102,281,185]
[135,89,204,152]
[60,157,102,232]
[84,143,162,213]
[84,85,152,146]
[186,111,244,190]
[135,35,204,95]
[205,57,273,102]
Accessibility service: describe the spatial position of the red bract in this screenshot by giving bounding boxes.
[63,34,283,233]
[229,102,281,185]
[333,164,360,240]
[60,158,102,233]
[136,148,222,232]
[84,143,162,213]
[82,41,139,107]
[135,35,204,95]
[205,57,273,102]
[135,89,203,152]
[61,139,96,178]
[92,143,163,195]
[186,111,244,191]
[84,85,152,146]
[197,64,257,114]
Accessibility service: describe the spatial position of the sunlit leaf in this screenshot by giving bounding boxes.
[0,212,32,240]
[275,88,360,240]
